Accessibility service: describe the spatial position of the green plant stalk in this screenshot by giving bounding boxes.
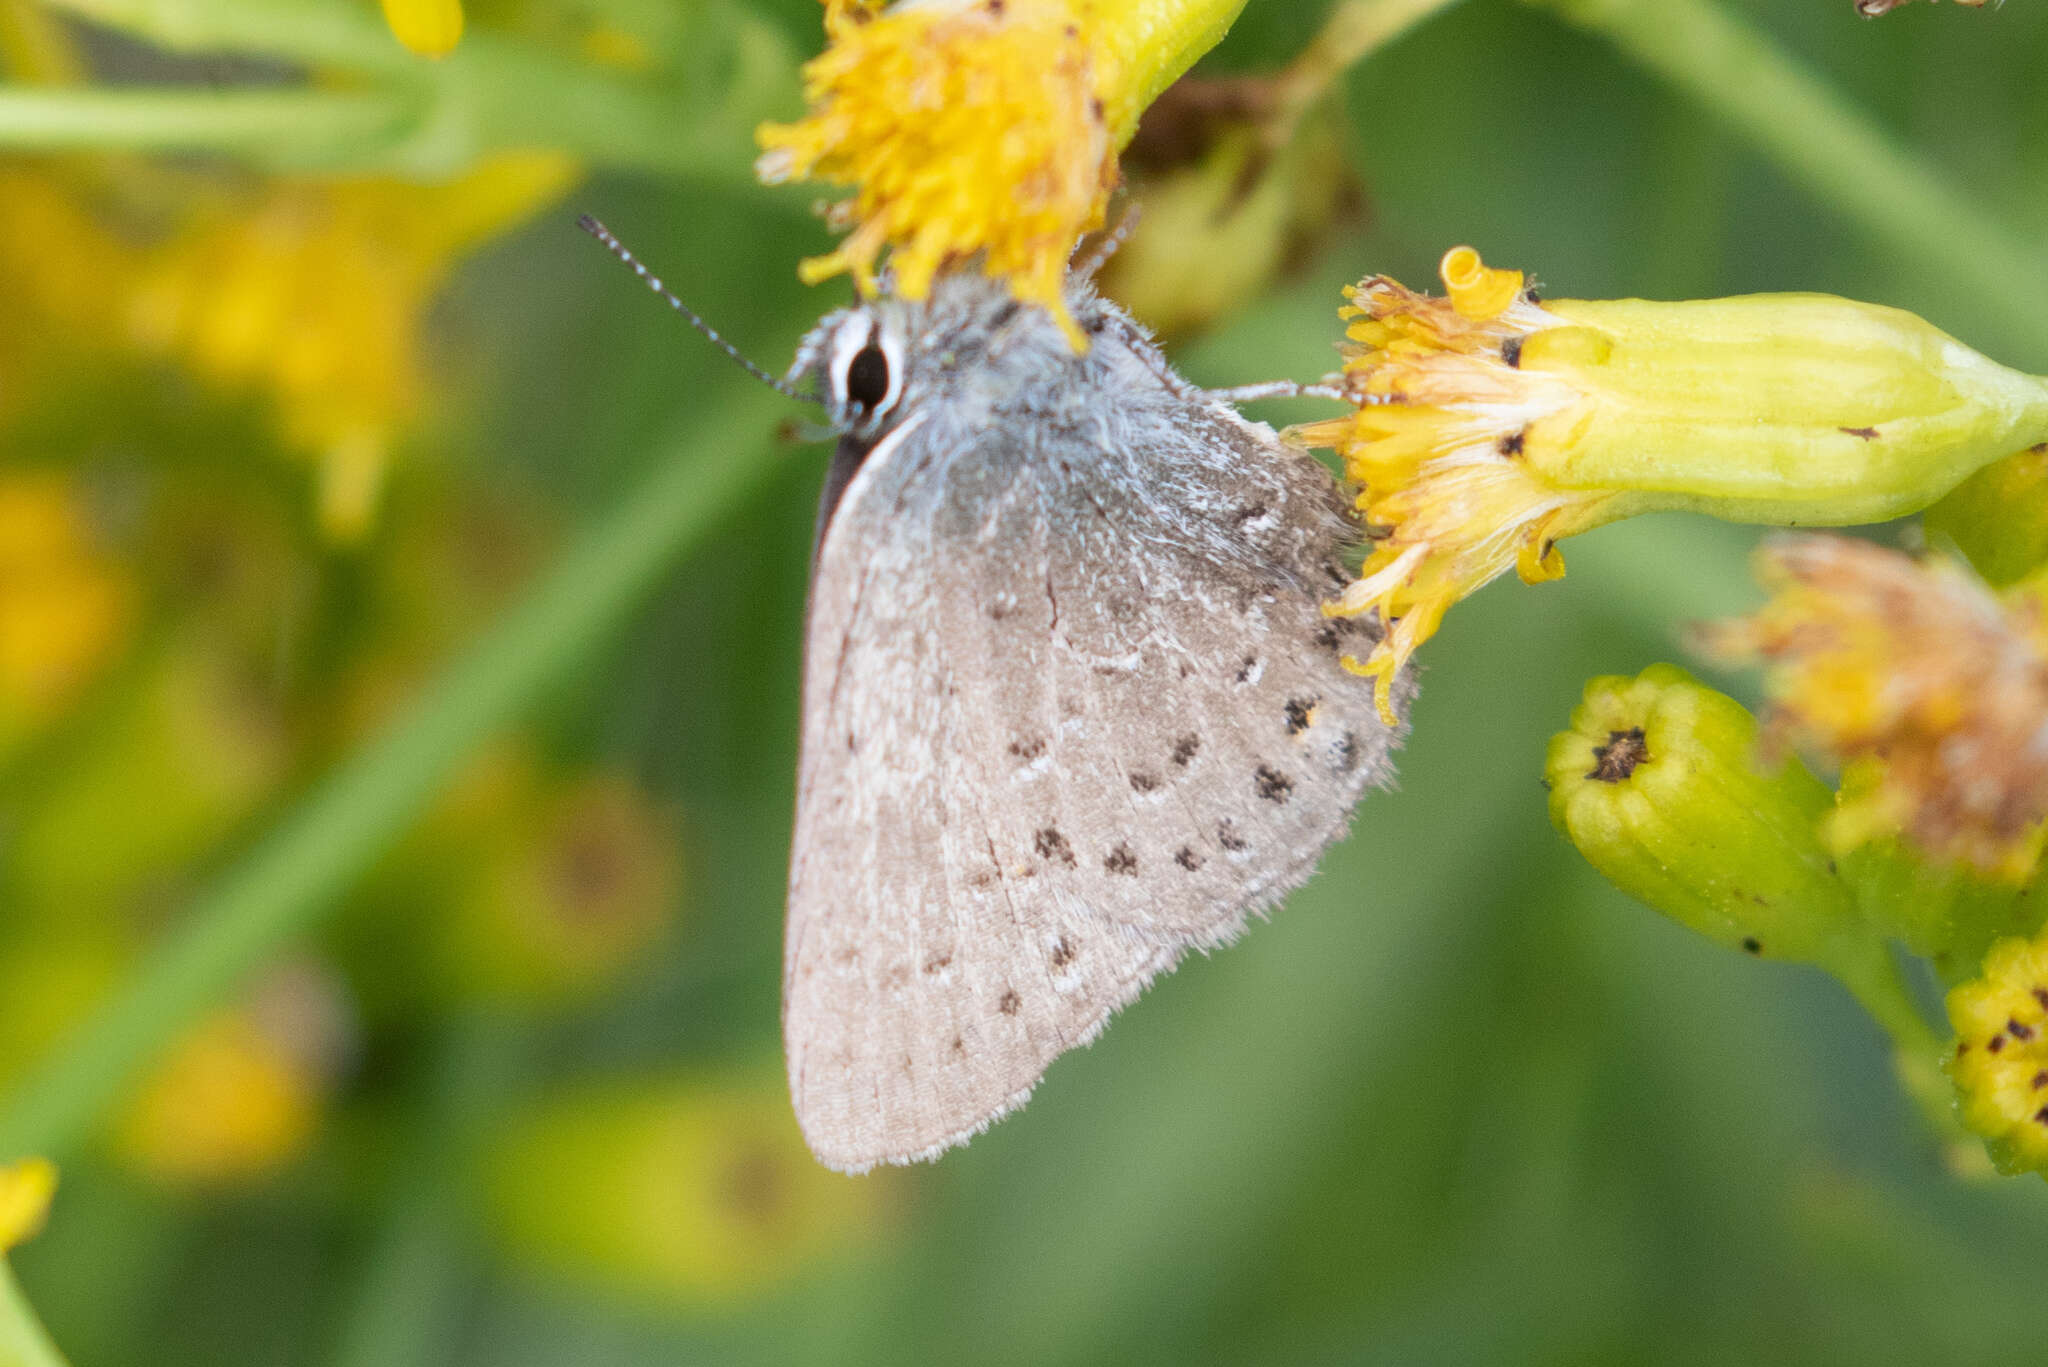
[0,87,408,161]
[0,1263,68,1367]
[1827,939,1986,1175]
[0,389,788,1164]
[20,0,798,178]
[329,1016,531,1367]
[1525,0,2048,359]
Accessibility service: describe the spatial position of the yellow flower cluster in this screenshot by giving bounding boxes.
[1948,927,2048,1176]
[381,0,464,57]
[758,0,1117,348]
[1706,535,2048,878]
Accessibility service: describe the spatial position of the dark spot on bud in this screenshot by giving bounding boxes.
[2035,1106,2048,1127]
[1009,736,1045,761]
[2033,986,2048,1011]
[2011,1018,2037,1042]
[2033,1071,2048,1090]
[1034,826,1076,866]
[1589,727,1649,782]
[1990,1034,2007,1053]
[1063,21,1077,36]
[1284,697,1317,734]
[1839,425,1879,439]
[1090,96,1105,123]
[1742,937,1762,955]
[1501,336,1523,368]
[987,0,1004,12]
[1254,766,1294,802]
[1498,430,1525,457]
[1172,734,1201,766]
[1217,819,1248,852]
[1105,843,1139,875]
[1050,937,1076,968]
[998,990,1021,1016]
[1175,846,1204,871]
[1523,288,1542,304]
[923,953,952,974]
[1129,771,1161,793]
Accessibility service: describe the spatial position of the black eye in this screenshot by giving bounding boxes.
[844,342,890,411]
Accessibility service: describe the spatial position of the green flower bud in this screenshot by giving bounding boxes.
[1923,444,2048,587]
[1546,663,1861,965]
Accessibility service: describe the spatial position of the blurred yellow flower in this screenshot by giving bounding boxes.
[1705,535,2048,878]
[484,1073,887,1305]
[112,967,348,1186]
[123,153,577,539]
[0,1158,57,1254]
[757,0,1245,348]
[0,472,135,759]
[1947,926,2048,1176]
[381,0,464,57]
[1291,248,2048,723]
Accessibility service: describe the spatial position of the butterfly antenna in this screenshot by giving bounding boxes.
[1072,201,1141,281]
[578,215,823,406]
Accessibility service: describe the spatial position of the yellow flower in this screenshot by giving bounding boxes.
[123,153,577,539]
[482,1072,889,1305]
[380,0,464,57]
[0,1158,57,1254]
[1291,248,2048,724]
[1705,535,2048,878]
[111,966,347,1186]
[757,0,1245,348]
[0,472,135,759]
[1947,927,2048,1177]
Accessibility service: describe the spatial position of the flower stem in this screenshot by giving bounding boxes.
[1524,0,2048,359]
[0,87,409,163]
[0,1263,69,1367]
[0,389,789,1164]
[329,1016,529,1367]
[1827,940,1989,1175]
[1271,0,1467,137]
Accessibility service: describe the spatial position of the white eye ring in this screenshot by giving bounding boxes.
[826,315,904,426]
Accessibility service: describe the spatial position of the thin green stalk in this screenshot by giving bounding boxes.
[1829,940,1988,1175]
[1526,0,2048,359]
[23,0,798,178]
[0,1263,69,1367]
[329,1016,530,1367]
[0,389,789,1164]
[40,0,413,73]
[1272,0,1467,135]
[0,87,409,161]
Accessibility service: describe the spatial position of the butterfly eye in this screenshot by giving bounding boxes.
[844,342,891,412]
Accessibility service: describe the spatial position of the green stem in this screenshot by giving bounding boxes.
[329,1016,528,1367]
[1827,939,1990,1175]
[0,389,789,1164]
[1272,0,1467,136]
[39,0,412,73]
[1525,0,2048,359]
[0,87,409,161]
[0,1263,69,1367]
[25,0,798,178]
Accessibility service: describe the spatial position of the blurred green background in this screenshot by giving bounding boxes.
[5,0,2048,1363]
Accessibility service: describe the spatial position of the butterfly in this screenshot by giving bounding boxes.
[779,265,1410,1171]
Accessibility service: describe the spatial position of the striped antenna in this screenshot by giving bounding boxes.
[578,215,822,405]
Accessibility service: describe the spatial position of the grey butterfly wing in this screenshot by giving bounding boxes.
[786,390,1404,1173]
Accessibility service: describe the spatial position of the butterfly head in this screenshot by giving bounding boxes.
[792,303,913,440]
